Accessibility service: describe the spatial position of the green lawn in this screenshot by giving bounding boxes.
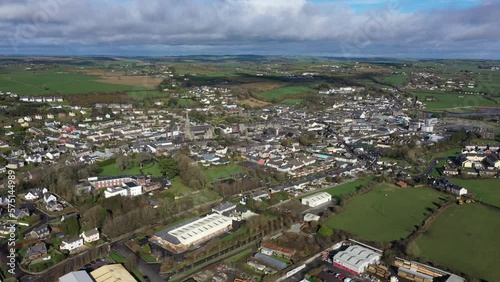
[326,184,446,242]
[98,161,163,177]
[433,147,463,159]
[451,179,500,208]
[470,138,500,145]
[203,164,245,181]
[321,178,373,198]
[411,204,500,282]
[0,69,146,95]
[258,86,315,100]
[127,91,167,99]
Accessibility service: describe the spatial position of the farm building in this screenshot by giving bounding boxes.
[59,271,93,282]
[150,213,233,253]
[301,192,332,207]
[253,253,288,271]
[332,245,381,275]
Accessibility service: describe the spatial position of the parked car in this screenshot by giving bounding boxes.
[344,278,353,282]
[338,275,345,280]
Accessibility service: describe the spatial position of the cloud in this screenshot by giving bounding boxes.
[0,0,499,58]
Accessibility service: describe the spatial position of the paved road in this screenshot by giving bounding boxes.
[113,244,165,282]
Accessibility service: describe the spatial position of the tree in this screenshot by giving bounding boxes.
[158,157,179,178]
[318,225,334,237]
[135,152,152,168]
[382,249,396,266]
[116,155,133,171]
[61,215,80,236]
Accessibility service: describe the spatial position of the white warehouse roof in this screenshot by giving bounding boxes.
[301,192,332,204]
[163,213,232,246]
[333,245,381,273]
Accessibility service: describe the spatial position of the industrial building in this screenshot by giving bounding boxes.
[150,213,233,253]
[301,192,332,207]
[90,264,137,282]
[59,271,93,282]
[332,245,381,274]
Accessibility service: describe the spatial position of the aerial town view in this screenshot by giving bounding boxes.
[0,1,499,282]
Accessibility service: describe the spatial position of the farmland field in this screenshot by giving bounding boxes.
[326,184,447,242]
[382,75,407,85]
[410,204,500,282]
[0,69,148,95]
[415,92,499,109]
[280,98,303,106]
[258,86,316,100]
[98,160,163,177]
[451,179,500,208]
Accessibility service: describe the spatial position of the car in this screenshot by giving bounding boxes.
[338,275,345,280]
[335,273,341,278]
[344,278,353,282]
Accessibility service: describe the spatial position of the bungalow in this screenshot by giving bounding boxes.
[80,228,100,243]
[446,185,467,196]
[60,237,84,252]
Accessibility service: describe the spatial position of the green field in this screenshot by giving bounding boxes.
[326,185,446,242]
[382,75,407,85]
[280,98,303,106]
[416,92,499,109]
[203,164,245,181]
[434,147,463,159]
[451,179,500,208]
[127,90,166,99]
[411,204,500,281]
[98,160,163,177]
[0,69,145,95]
[322,178,373,198]
[258,86,315,100]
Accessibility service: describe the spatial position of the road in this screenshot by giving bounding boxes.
[113,243,165,282]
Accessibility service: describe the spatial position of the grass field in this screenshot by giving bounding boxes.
[470,138,500,145]
[258,86,316,100]
[382,75,407,85]
[203,164,245,181]
[433,147,463,159]
[326,184,447,242]
[0,69,147,95]
[451,179,500,208]
[321,178,373,198]
[98,160,163,177]
[415,92,499,109]
[411,204,500,281]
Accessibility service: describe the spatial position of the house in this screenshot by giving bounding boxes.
[25,243,48,260]
[43,193,58,204]
[60,237,84,252]
[27,225,50,239]
[11,207,30,219]
[395,181,408,188]
[47,201,64,212]
[446,185,467,196]
[25,188,48,201]
[80,228,100,243]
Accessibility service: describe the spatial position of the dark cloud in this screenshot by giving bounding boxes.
[0,0,499,58]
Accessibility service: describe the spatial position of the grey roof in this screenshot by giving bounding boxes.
[59,271,94,282]
[212,202,236,213]
[26,243,47,257]
[82,228,99,237]
[254,253,287,270]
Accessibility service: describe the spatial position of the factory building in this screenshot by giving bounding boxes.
[301,192,332,207]
[150,213,233,253]
[332,245,381,274]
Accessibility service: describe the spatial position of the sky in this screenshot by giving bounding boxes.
[0,0,499,59]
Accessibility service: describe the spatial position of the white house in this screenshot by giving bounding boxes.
[80,228,100,243]
[60,237,84,252]
[43,193,58,204]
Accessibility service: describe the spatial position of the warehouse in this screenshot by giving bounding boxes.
[150,213,233,253]
[332,245,381,274]
[301,192,332,207]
